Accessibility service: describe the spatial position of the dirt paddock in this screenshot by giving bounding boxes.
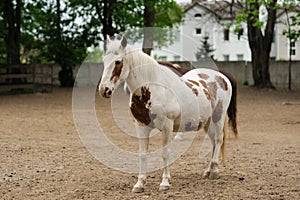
[1,86,299,200]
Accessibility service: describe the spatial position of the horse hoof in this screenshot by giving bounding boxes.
[159,185,170,191]
[132,187,144,193]
[209,171,219,180]
[202,171,210,178]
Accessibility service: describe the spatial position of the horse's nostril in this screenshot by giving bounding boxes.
[107,90,112,95]
[104,87,109,92]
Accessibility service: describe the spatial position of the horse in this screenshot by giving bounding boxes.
[98,35,238,193]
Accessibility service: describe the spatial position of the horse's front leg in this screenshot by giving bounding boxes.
[132,125,151,193]
[159,119,173,191]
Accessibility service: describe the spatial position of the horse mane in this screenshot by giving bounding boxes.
[123,45,190,78]
[158,61,190,76]
[124,46,157,69]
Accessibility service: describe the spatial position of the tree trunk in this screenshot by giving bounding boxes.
[288,47,292,91]
[142,1,155,55]
[247,1,276,88]
[3,0,21,64]
[96,0,116,51]
[55,0,73,87]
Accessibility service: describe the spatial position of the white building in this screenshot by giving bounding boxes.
[151,0,300,61]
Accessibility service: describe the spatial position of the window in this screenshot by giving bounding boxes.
[194,13,202,18]
[174,30,180,41]
[224,29,229,41]
[223,54,230,61]
[196,28,202,35]
[290,40,296,55]
[238,28,243,40]
[237,54,244,61]
[291,49,296,55]
[158,56,167,61]
[173,55,180,61]
[291,41,295,48]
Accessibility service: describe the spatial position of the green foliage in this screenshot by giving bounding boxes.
[0,3,6,63]
[282,2,300,42]
[235,0,280,29]
[22,0,94,66]
[1,0,183,67]
[154,0,183,27]
[124,0,183,50]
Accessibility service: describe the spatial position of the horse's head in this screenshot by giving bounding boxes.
[99,35,129,98]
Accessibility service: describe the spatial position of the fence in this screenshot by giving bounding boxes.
[0,64,59,92]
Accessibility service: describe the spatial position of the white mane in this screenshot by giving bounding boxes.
[124,46,158,70]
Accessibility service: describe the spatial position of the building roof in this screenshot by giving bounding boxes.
[184,0,243,20]
[184,0,300,21]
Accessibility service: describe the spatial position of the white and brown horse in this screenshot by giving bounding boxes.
[99,36,238,192]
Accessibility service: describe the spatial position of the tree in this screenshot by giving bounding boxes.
[22,0,96,86]
[235,0,280,88]
[142,0,183,55]
[1,0,183,86]
[195,36,215,60]
[70,0,183,54]
[282,1,300,90]
[142,0,156,55]
[69,0,143,50]
[2,0,21,64]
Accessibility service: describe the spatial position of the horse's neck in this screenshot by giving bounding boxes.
[124,50,161,92]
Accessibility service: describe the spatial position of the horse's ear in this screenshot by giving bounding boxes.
[121,35,127,48]
[106,35,111,44]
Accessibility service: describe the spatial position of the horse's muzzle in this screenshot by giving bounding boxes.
[99,86,113,98]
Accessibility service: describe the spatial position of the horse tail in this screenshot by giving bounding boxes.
[219,70,238,138]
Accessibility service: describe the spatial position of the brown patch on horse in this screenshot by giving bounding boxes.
[130,87,155,126]
[215,75,228,91]
[158,61,190,76]
[212,100,223,123]
[110,60,124,83]
[203,89,211,100]
[185,121,202,131]
[198,73,209,80]
[188,79,200,86]
[192,88,199,96]
[199,80,207,89]
[185,82,198,96]
[158,61,176,69]
[207,82,218,102]
[185,82,193,89]
[199,80,210,100]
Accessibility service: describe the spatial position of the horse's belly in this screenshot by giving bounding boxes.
[172,99,211,132]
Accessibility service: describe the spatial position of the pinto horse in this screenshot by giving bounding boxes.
[99,36,238,193]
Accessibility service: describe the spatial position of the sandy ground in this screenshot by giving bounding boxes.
[0,86,300,200]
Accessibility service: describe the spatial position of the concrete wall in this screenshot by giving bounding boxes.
[173,61,300,90]
[73,61,300,90]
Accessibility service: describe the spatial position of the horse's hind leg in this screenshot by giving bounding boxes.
[132,126,151,193]
[203,114,226,179]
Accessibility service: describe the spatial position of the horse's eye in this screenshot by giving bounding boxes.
[115,60,121,65]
